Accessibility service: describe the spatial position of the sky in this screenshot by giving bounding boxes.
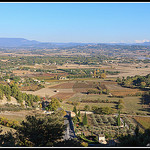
[0,2,150,43]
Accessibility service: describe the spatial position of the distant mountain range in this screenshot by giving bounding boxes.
[0,38,150,48]
[0,38,90,48]
[0,38,40,47]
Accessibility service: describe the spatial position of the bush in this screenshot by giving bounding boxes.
[84,105,90,111]
[117,104,124,110]
[92,106,114,115]
[0,117,19,129]
[81,142,88,147]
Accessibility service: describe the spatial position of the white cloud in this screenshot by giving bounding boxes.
[109,40,126,43]
[135,39,150,43]
[109,41,118,43]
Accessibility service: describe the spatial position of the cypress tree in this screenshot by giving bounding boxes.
[117,111,121,126]
[73,106,77,115]
[0,89,3,100]
[123,120,126,127]
[78,109,81,117]
[82,112,88,126]
[135,125,139,136]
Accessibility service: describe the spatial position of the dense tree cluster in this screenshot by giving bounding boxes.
[45,98,60,111]
[59,68,107,79]
[91,106,114,115]
[0,83,40,107]
[117,74,150,89]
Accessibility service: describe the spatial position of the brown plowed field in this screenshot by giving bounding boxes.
[49,81,99,93]
[51,93,75,100]
[49,82,75,89]
[73,81,96,89]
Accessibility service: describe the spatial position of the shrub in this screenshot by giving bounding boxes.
[84,105,90,111]
[81,142,88,147]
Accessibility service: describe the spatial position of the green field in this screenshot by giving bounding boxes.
[61,93,150,115]
[69,93,119,102]
[61,93,119,111]
[123,96,147,115]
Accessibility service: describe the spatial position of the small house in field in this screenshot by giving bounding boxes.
[6,79,10,83]
[54,89,59,92]
[109,93,113,97]
[98,134,107,144]
[70,111,76,117]
[68,111,76,117]
[59,76,67,80]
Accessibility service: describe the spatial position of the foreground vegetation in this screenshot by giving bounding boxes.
[0,111,65,147]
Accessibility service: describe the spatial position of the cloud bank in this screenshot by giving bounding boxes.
[135,39,150,43]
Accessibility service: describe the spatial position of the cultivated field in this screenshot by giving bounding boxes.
[21,79,149,115]
[49,82,75,89]
[51,93,75,100]
[74,114,136,138]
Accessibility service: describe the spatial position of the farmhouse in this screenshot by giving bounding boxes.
[59,76,67,80]
[98,134,107,144]
[6,79,10,83]
[67,111,76,117]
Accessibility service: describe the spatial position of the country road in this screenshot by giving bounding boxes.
[63,111,76,140]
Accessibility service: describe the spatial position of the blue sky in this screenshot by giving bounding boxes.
[0,2,150,43]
